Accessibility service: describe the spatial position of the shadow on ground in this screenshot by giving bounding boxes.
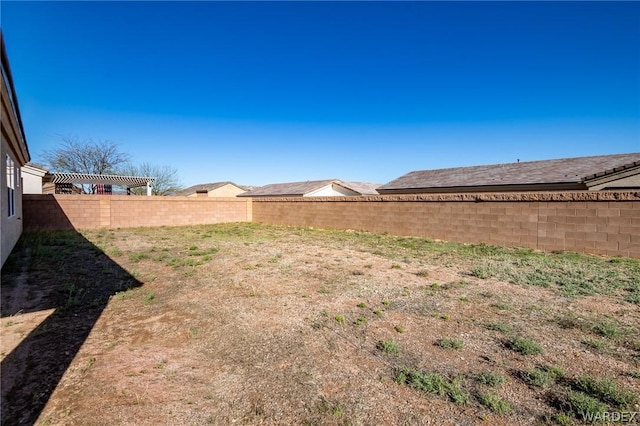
[1,227,141,425]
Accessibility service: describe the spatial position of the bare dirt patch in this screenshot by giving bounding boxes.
[1,223,638,425]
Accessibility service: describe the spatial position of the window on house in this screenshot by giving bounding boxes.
[6,154,15,217]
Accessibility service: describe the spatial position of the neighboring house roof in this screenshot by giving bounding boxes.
[173,182,246,196]
[378,153,640,194]
[22,162,49,179]
[24,162,49,172]
[340,181,381,195]
[239,179,337,197]
[238,179,381,197]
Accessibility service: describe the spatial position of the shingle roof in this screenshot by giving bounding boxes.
[338,181,381,195]
[24,162,49,172]
[239,179,382,197]
[238,179,338,197]
[378,153,640,193]
[174,182,245,196]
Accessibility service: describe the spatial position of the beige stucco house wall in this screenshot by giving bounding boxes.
[203,183,246,197]
[305,183,359,197]
[178,182,247,197]
[0,139,25,267]
[21,163,48,194]
[1,34,30,267]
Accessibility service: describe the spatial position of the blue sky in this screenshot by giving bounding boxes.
[2,1,639,187]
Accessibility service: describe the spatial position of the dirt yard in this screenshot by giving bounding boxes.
[1,223,638,425]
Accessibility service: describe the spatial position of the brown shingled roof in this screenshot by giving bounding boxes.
[238,179,338,197]
[378,153,640,193]
[338,181,381,195]
[24,162,49,172]
[238,179,382,197]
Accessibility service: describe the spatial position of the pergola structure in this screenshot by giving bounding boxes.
[50,173,156,196]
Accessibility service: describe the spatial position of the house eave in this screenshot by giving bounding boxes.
[377,182,587,195]
[237,193,304,198]
[1,33,30,165]
[584,164,640,190]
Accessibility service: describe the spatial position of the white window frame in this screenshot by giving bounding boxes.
[6,154,16,217]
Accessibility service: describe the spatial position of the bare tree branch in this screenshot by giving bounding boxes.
[42,135,130,193]
[118,162,183,196]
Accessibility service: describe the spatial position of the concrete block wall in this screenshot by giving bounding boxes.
[21,192,640,258]
[23,195,252,230]
[252,192,640,258]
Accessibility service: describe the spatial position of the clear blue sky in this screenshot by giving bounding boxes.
[2,1,639,187]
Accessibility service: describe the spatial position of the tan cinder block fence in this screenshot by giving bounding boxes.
[23,195,252,230]
[22,192,640,258]
[252,192,640,259]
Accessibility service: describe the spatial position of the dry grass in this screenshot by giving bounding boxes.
[1,223,639,425]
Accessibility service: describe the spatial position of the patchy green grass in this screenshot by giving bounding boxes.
[142,291,155,304]
[519,366,561,388]
[591,318,625,339]
[483,321,512,333]
[572,375,638,408]
[475,371,506,387]
[567,391,609,419]
[582,338,610,353]
[430,244,640,302]
[377,340,399,354]
[394,368,468,404]
[478,392,512,414]
[129,252,149,263]
[490,302,511,311]
[353,317,367,326]
[545,375,639,422]
[108,247,122,257]
[507,336,543,355]
[436,338,464,350]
